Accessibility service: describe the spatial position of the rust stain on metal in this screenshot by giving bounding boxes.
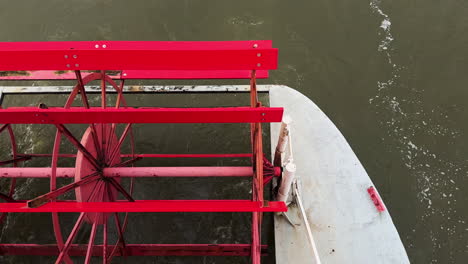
[83,70,121,75]
[54,70,70,75]
[128,86,144,92]
[0,71,31,77]
[52,70,121,76]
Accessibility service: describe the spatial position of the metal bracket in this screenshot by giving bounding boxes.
[281,211,300,227]
[0,87,4,106]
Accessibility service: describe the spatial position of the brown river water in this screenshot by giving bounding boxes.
[0,1,467,263]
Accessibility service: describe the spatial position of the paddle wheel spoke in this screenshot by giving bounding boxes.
[110,157,141,168]
[105,79,126,160]
[84,222,98,264]
[100,71,107,160]
[100,71,107,109]
[55,124,101,169]
[55,212,85,264]
[104,182,128,262]
[27,172,101,208]
[115,79,125,109]
[107,123,132,165]
[112,212,127,259]
[74,71,91,109]
[107,177,135,202]
[85,179,105,203]
[0,156,30,166]
[0,123,8,134]
[102,222,108,264]
[75,70,105,161]
[0,192,15,203]
[34,102,100,168]
[50,214,73,264]
[50,120,74,264]
[105,127,115,162]
[251,211,261,264]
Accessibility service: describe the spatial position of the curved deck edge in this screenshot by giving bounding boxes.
[270,86,409,264]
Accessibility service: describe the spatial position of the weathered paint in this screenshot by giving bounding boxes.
[0,84,273,94]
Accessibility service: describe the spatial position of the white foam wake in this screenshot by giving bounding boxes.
[369,0,465,257]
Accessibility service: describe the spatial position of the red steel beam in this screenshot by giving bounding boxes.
[0,40,278,71]
[0,244,267,256]
[0,41,275,69]
[0,166,283,178]
[0,41,277,71]
[0,200,287,213]
[120,70,269,79]
[0,70,269,80]
[0,40,273,51]
[0,107,283,124]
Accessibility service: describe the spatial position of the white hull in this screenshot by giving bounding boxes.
[270,86,409,264]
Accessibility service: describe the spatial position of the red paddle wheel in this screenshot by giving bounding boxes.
[0,41,286,263]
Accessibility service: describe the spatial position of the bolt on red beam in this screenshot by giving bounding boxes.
[0,200,287,213]
[0,244,268,256]
[0,107,283,124]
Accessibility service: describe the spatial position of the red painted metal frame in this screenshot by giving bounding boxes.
[0,244,268,256]
[0,41,283,263]
[0,107,283,124]
[44,71,135,264]
[0,40,272,80]
[0,41,277,71]
[0,200,287,213]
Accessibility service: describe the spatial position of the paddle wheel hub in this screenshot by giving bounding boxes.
[75,124,120,224]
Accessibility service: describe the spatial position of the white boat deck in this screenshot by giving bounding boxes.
[270,86,409,264]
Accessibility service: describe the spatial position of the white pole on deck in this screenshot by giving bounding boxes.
[294,180,322,264]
